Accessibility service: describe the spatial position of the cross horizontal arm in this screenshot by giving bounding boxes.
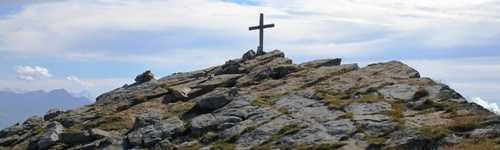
[249,24,275,30]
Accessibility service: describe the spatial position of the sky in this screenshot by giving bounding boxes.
[0,0,499,108]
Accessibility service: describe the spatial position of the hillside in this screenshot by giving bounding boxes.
[0,89,91,129]
[1,50,499,150]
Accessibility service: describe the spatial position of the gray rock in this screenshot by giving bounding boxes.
[127,116,185,147]
[191,114,218,135]
[135,70,155,83]
[300,58,342,68]
[378,84,419,101]
[60,130,93,146]
[196,74,242,89]
[470,128,500,138]
[163,86,191,103]
[242,49,257,61]
[67,136,124,150]
[345,102,392,115]
[236,116,297,148]
[44,108,64,121]
[385,130,435,150]
[323,119,356,136]
[89,128,112,139]
[214,60,243,75]
[23,116,44,129]
[269,64,300,79]
[196,88,237,111]
[37,121,64,149]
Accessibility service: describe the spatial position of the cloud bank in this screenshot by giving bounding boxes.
[15,65,51,80]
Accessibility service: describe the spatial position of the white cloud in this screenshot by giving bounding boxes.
[470,97,500,115]
[15,65,51,80]
[0,0,498,62]
[66,75,91,87]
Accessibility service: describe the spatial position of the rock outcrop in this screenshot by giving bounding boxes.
[1,49,499,150]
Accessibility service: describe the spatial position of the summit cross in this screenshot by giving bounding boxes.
[249,13,275,54]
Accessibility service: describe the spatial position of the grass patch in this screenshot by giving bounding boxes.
[442,139,500,150]
[164,101,196,118]
[322,94,352,109]
[210,140,236,150]
[356,94,383,103]
[418,125,450,139]
[296,143,346,150]
[251,92,287,107]
[277,107,290,114]
[95,116,132,131]
[384,102,405,129]
[264,124,306,145]
[447,115,482,132]
[339,112,354,120]
[176,143,203,150]
[65,123,85,133]
[365,136,388,145]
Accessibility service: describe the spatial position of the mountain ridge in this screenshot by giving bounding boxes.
[0,89,91,130]
[1,49,499,150]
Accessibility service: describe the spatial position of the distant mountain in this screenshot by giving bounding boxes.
[0,89,91,129]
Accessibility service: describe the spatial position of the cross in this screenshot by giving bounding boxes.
[249,13,275,54]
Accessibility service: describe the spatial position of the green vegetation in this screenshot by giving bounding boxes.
[176,143,203,150]
[277,107,290,114]
[165,101,196,117]
[384,102,405,129]
[418,125,450,139]
[365,136,388,145]
[95,116,132,131]
[66,123,85,133]
[447,115,482,132]
[339,112,354,120]
[442,139,500,150]
[316,88,383,110]
[295,143,346,150]
[251,92,287,107]
[210,140,236,150]
[250,124,306,150]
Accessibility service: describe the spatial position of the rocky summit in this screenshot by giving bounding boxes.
[1,50,499,150]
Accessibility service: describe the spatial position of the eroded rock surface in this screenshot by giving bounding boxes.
[1,50,498,150]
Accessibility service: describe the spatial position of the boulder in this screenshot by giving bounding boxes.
[44,108,64,121]
[214,60,243,75]
[385,130,435,149]
[135,70,155,83]
[242,49,257,61]
[127,116,185,147]
[164,86,192,103]
[323,119,356,136]
[196,74,242,89]
[300,58,342,68]
[269,64,300,79]
[195,88,238,111]
[60,130,93,146]
[37,121,64,149]
[190,114,218,135]
[23,116,44,129]
[378,84,419,101]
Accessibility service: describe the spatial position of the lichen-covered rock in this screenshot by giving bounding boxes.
[1,49,498,150]
[299,58,341,68]
[135,70,155,83]
[127,115,184,147]
[37,121,64,149]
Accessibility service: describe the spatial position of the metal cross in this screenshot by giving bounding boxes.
[249,13,275,54]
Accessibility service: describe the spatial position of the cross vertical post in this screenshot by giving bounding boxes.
[249,13,274,54]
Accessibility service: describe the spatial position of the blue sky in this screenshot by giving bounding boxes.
[0,0,499,107]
